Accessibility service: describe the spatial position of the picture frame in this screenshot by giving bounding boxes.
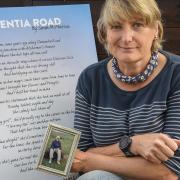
[36,123,81,177]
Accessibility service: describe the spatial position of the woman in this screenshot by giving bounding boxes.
[72,0,180,179]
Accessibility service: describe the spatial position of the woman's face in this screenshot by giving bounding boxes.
[106,18,158,65]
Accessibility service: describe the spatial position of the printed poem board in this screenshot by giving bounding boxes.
[0,4,97,180]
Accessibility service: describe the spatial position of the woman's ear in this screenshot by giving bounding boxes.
[154,21,159,38]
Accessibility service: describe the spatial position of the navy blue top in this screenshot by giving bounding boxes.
[51,139,61,149]
[74,51,180,176]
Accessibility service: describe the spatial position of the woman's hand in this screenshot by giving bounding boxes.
[131,133,180,164]
[71,145,124,173]
[71,149,87,172]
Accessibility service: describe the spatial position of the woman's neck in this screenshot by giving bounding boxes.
[108,52,167,92]
[116,54,151,76]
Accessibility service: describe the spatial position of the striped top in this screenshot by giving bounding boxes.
[74,51,180,176]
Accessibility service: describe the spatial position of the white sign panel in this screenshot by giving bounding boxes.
[0,4,97,180]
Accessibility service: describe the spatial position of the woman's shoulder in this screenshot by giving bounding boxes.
[80,56,110,77]
[85,56,110,71]
[161,50,180,64]
[160,50,180,77]
[161,50,180,92]
[76,56,111,99]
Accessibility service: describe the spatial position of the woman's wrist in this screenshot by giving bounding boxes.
[71,150,89,172]
[130,135,141,156]
[78,151,88,172]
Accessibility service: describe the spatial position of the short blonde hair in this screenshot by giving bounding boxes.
[97,0,163,53]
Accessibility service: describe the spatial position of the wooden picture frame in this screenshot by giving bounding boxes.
[36,123,81,177]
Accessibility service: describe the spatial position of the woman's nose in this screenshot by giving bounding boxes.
[121,27,133,43]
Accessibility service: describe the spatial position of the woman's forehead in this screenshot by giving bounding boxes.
[107,16,144,25]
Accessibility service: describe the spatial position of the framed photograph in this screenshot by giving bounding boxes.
[36,123,81,177]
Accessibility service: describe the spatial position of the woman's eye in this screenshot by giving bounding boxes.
[133,22,144,28]
[111,25,122,29]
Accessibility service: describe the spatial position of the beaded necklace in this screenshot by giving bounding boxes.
[111,51,159,84]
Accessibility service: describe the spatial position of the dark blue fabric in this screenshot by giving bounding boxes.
[74,50,180,177]
[51,140,61,149]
